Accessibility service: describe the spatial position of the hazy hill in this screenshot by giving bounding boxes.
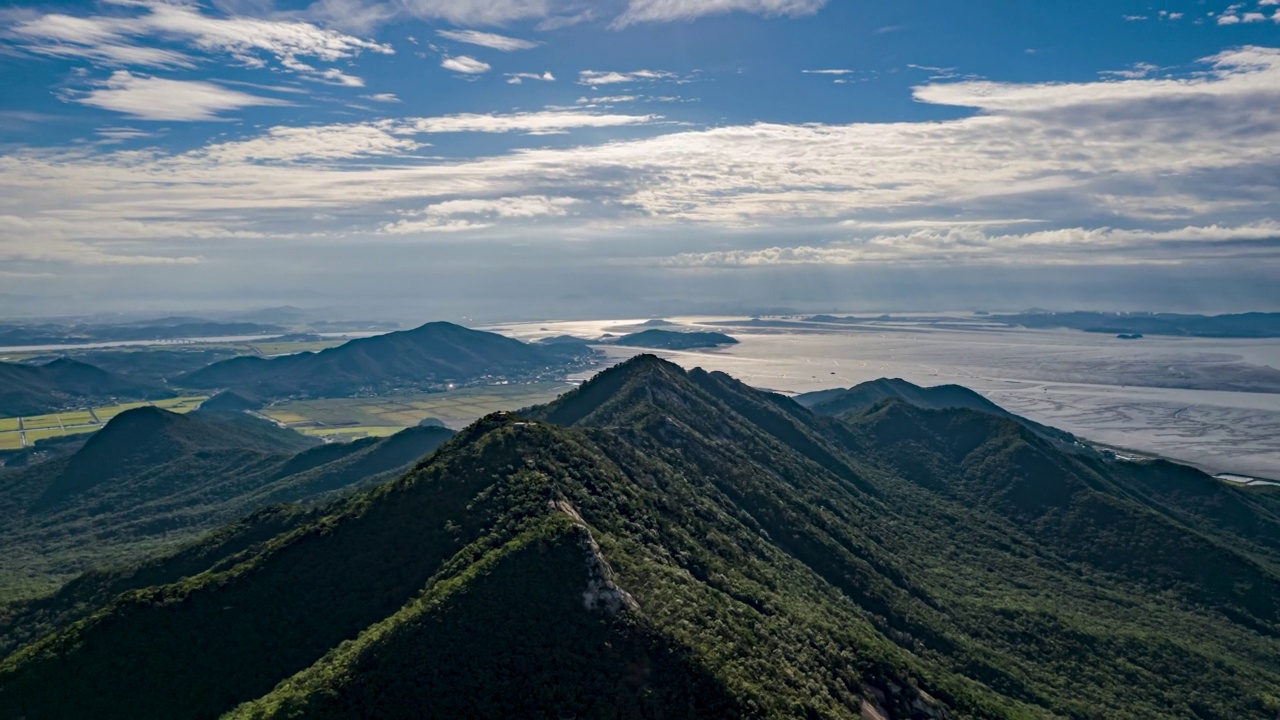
[612,328,739,350]
[998,310,1280,338]
[796,377,1079,445]
[0,358,174,417]
[2,357,1278,719]
[0,407,453,603]
[198,389,265,412]
[61,348,239,381]
[0,320,283,347]
[175,321,598,399]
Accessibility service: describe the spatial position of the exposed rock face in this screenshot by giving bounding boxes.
[555,499,639,615]
[861,681,949,720]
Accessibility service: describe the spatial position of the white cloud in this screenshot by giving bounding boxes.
[577,95,640,103]
[95,126,153,143]
[579,69,679,85]
[315,67,365,86]
[194,122,424,162]
[5,10,195,67]
[383,195,577,233]
[436,29,539,51]
[614,0,826,26]
[441,55,492,74]
[1218,13,1242,23]
[5,48,1280,268]
[506,71,556,84]
[407,110,658,134]
[662,222,1280,267]
[73,71,291,121]
[361,92,401,102]
[802,69,854,75]
[2,2,391,85]
[1241,11,1269,21]
[1100,62,1160,79]
[392,0,550,25]
[914,47,1280,111]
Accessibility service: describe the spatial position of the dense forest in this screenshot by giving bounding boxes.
[1,356,1277,719]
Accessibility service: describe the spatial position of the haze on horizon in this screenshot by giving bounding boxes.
[1,0,1279,319]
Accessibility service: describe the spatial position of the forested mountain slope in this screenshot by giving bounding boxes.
[0,407,453,603]
[1,356,1277,719]
[175,321,598,398]
[0,358,174,417]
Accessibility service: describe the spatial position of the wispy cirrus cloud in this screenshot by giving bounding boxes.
[383,196,578,234]
[394,0,551,26]
[406,110,659,134]
[441,55,492,74]
[71,71,291,121]
[2,1,391,85]
[661,223,1280,267]
[436,29,539,51]
[614,0,826,26]
[578,69,680,85]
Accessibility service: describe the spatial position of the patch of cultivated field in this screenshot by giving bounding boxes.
[250,340,346,356]
[17,416,62,430]
[93,401,154,421]
[0,397,208,450]
[263,382,573,433]
[299,426,405,442]
[56,411,95,426]
[92,397,205,423]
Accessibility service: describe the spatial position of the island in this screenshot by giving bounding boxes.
[612,329,739,350]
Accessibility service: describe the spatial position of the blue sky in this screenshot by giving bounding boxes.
[1,0,1279,318]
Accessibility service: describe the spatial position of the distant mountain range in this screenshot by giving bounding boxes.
[0,358,175,417]
[797,311,1280,339]
[612,329,739,350]
[996,310,1280,338]
[0,320,285,347]
[3,356,1277,718]
[0,406,453,605]
[176,321,599,399]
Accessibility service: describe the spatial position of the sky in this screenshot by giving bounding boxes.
[1,0,1279,320]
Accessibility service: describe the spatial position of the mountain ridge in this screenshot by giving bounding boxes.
[175,321,599,399]
[2,356,1278,718]
[0,408,454,604]
[0,358,175,417]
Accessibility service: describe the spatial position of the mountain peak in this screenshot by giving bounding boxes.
[87,405,188,444]
[42,357,101,372]
[526,354,693,426]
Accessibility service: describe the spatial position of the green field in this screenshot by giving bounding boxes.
[19,416,63,430]
[249,340,346,357]
[298,426,406,442]
[0,396,208,450]
[0,385,568,451]
[262,382,575,434]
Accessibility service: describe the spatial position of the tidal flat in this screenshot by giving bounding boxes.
[492,316,1280,480]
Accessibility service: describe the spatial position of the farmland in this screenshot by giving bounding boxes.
[0,396,207,450]
[259,381,574,442]
[0,381,577,450]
